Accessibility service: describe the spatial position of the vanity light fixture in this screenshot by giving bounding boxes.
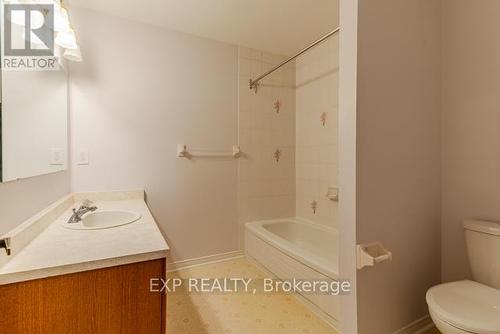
[54,0,83,61]
[8,0,69,31]
[9,0,82,61]
[55,28,77,49]
[63,45,82,62]
[53,1,71,32]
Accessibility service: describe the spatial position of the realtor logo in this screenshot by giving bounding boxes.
[3,3,58,70]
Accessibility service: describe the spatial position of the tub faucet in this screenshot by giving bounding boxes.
[67,199,98,224]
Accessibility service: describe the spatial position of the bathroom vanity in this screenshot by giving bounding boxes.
[0,191,169,334]
[0,23,169,332]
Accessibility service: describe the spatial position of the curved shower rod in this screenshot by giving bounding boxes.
[249,26,340,92]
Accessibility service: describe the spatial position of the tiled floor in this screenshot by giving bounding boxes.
[167,258,338,334]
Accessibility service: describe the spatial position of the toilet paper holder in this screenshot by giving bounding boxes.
[356,241,392,269]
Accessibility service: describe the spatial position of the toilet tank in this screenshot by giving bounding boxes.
[464,220,500,289]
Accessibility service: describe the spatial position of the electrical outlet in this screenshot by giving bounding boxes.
[77,148,89,165]
[50,148,64,165]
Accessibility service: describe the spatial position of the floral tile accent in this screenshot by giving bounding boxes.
[311,201,318,214]
[274,149,282,162]
[274,100,281,114]
[320,112,327,127]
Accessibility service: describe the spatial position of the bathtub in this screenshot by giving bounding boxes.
[245,218,339,323]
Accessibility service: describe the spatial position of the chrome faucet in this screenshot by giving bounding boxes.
[67,199,98,224]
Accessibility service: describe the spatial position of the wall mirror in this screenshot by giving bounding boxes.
[1,25,68,182]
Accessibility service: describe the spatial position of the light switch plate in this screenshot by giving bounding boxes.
[50,148,64,165]
[77,149,89,165]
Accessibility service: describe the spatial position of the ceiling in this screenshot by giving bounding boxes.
[68,0,339,56]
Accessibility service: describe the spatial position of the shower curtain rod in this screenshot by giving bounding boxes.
[249,27,340,91]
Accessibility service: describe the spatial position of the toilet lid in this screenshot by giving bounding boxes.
[426,280,500,334]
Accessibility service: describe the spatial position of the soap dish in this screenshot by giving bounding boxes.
[356,242,392,269]
[326,186,339,202]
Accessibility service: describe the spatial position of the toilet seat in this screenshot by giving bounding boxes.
[426,280,500,334]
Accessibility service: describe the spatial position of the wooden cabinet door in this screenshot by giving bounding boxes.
[0,259,166,334]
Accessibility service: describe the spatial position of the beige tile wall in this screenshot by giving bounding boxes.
[238,39,339,244]
[238,47,296,245]
[295,36,339,228]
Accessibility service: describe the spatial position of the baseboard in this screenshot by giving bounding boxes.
[166,250,244,272]
[393,315,434,334]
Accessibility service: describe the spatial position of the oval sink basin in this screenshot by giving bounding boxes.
[64,210,142,230]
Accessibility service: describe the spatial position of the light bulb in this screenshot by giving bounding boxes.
[63,45,82,62]
[55,29,77,49]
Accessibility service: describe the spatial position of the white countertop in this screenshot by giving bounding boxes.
[0,195,169,285]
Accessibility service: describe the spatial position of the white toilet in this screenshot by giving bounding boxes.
[426,220,500,333]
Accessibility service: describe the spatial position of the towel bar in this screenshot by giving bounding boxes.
[177,144,241,159]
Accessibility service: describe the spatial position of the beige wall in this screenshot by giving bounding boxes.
[237,48,296,245]
[356,1,442,332]
[0,172,70,237]
[69,8,239,262]
[338,0,358,331]
[296,35,339,228]
[441,0,500,282]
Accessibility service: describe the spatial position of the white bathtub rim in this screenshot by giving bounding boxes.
[245,217,339,279]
